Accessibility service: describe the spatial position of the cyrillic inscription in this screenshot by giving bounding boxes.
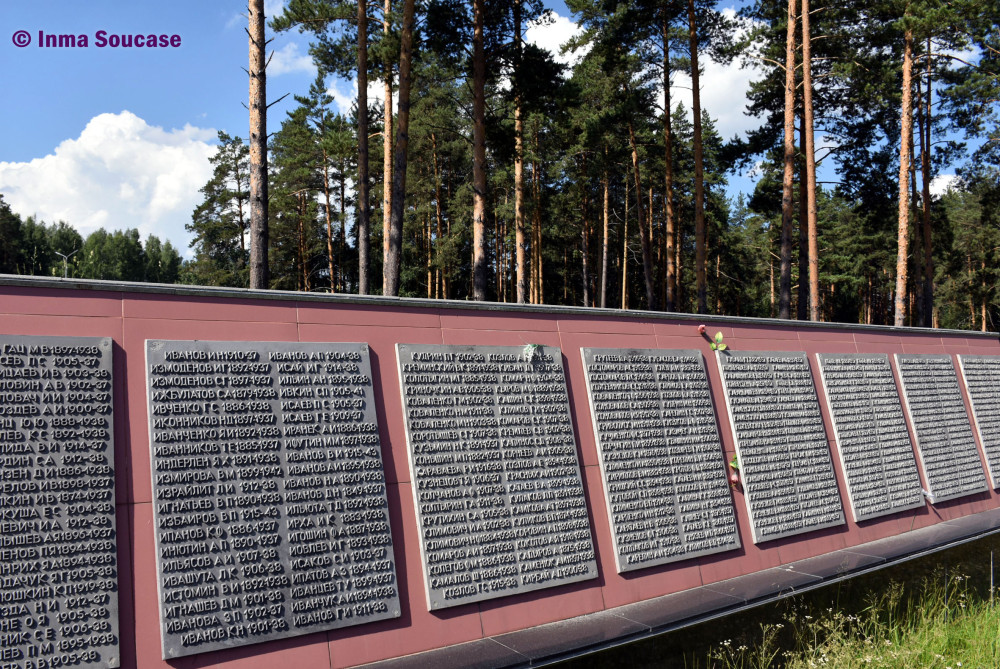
[958,355,1000,488]
[396,344,597,610]
[896,354,987,502]
[146,341,399,659]
[0,335,119,669]
[816,354,923,521]
[717,350,844,543]
[581,348,739,572]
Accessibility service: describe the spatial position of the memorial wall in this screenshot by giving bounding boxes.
[1,276,1000,669]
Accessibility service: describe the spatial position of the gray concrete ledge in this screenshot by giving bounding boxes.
[357,507,1000,668]
[2,274,997,339]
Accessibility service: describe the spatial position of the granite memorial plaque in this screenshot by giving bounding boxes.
[580,348,740,572]
[815,354,924,521]
[896,354,988,502]
[146,340,399,658]
[0,335,120,668]
[958,355,1000,488]
[396,343,597,610]
[716,350,844,543]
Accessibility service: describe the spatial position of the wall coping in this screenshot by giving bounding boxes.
[359,507,1000,669]
[2,274,996,340]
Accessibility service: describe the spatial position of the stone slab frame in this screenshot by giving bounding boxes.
[396,343,597,610]
[957,355,1000,489]
[716,350,844,543]
[0,335,120,669]
[815,353,924,522]
[580,347,739,572]
[145,340,399,658]
[895,354,988,504]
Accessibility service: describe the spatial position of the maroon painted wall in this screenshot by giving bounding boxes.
[2,278,998,668]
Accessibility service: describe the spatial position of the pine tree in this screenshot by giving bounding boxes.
[248,0,269,289]
[270,105,324,291]
[187,132,251,287]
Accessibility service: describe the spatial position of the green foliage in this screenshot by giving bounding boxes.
[557,537,1000,669]
[172,0,998,329]
[0,195,25,274]
[185,131,251,288]
[143,235,182,284]
[76,228,142,281]
[710,330,727,351]
[708,571,1000,669]
[0,196,179,283]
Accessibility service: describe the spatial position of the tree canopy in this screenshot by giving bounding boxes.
[2,0,998,329]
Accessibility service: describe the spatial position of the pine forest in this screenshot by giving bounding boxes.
[2,0,999,331]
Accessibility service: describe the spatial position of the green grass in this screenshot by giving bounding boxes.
[556,536,1000,669]
[709,572,1000,669]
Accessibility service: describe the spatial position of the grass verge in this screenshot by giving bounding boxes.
[556,535,1000,669]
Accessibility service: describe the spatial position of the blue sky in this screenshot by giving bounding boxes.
[1,1,326,254]
[2,1,319,162]
[0,1,959,259]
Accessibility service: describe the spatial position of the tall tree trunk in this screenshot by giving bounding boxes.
[798,117,808,321]
[339,167,346,292]
[982,261,988,332]
[513,0,528,304]
[236,157,248,260]
[600,164,610,309]
[921,36,934,327]
[621,174,629,310]
[770,253,776,318]
[648,187,654,251]
[532,148,543,304]
[472,0,488,301]
[865,275,872,324]
[627,120,657,310]
[297,192,310,292]
[494,203,502,298]
[431,133,445,299]
[914,75,925,326]
[688,0,707,314]
[803,0,820,322]
[383,0,393,293]
[909,99,918,322]
[778,0,797,319]
[426,213,433,298]
[968,253,975,327]
[716,254,721,313]
[322,148,335,291]
[248,0,269,290]
[385,0,416,297]
[894,28,914,327]
[663,16,676,312]
[796,19,807,320]
[581,155,591,307]
[356,0,371,294]
[676,223,684,308]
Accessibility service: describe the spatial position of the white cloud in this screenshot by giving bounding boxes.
[667,57,762,142]
[265,0,287,17]
[526,12,588,67]
[269,42,314,77]
[327,78,359,116]
[665,7,764,142]
[327,77,396,119]
[0,111,216,258]
[930,174,959,196]
[528,8,761,141]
